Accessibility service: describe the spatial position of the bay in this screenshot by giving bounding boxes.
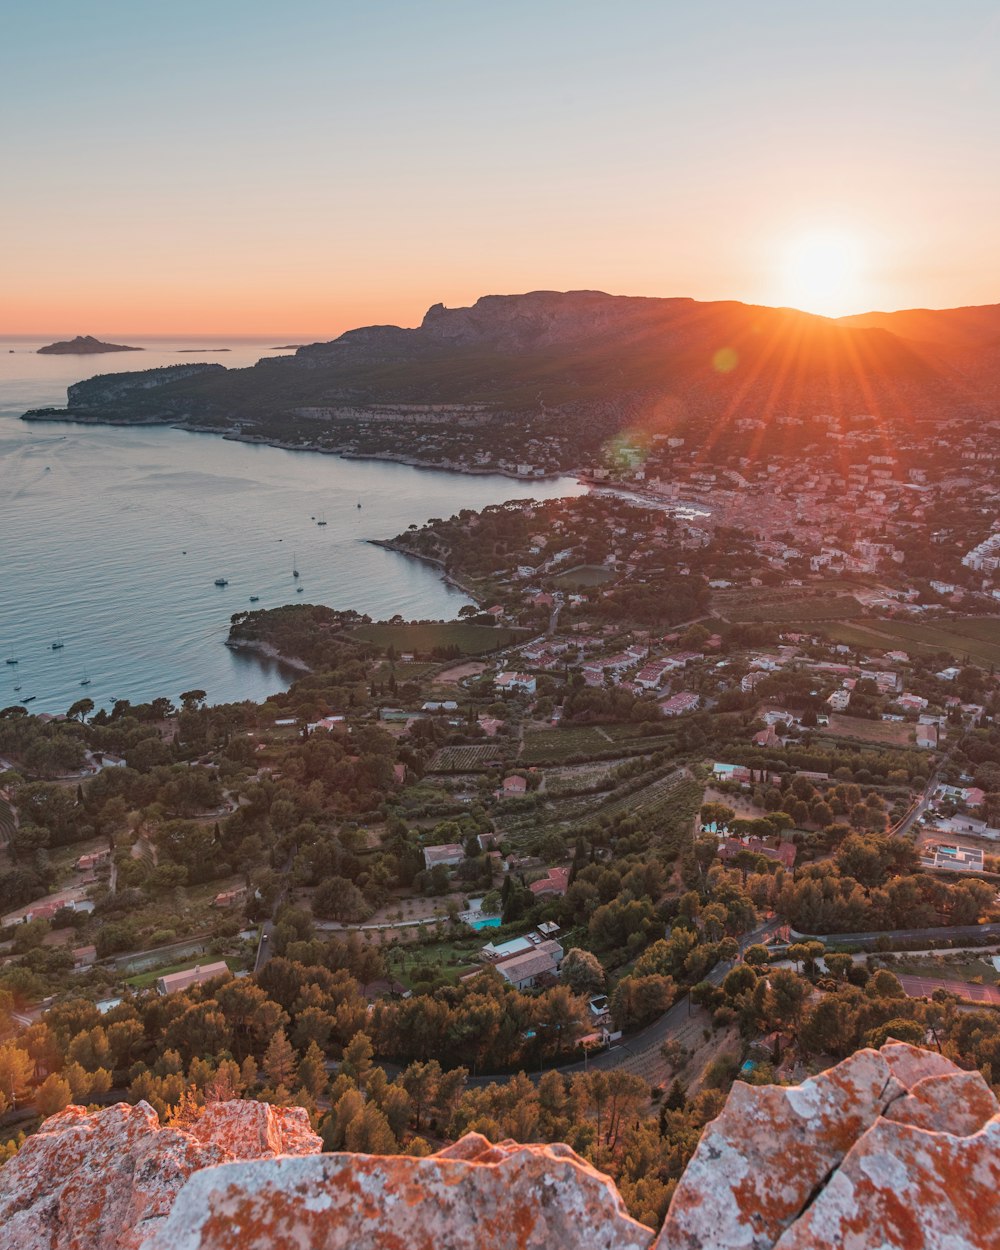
[0,337,584,714]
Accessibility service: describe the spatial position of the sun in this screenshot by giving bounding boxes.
[781,230,864,318]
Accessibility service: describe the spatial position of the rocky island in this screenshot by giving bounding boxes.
[37,334,142,355]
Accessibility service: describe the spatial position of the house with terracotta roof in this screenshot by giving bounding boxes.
[529,866,570,898]
[495,775,528,799]
[423,843,466,869]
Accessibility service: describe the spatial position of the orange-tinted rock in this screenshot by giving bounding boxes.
[773,1114,1000,1250]
[656,1047,904,1250]
[0,1100,321,1250]
[188,1100,321,1160]
[879,1040,961,1088]
[143,1139,655,1250]
[2,1045,997,1250]
[884,1071,999,1136]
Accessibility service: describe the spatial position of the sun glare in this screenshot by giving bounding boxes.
[782,231,863,318]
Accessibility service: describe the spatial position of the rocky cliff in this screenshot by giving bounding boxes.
[1,1045,997,1250]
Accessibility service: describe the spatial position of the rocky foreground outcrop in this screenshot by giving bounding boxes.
[1,1042,998,1250]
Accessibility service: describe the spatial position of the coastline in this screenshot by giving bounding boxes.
[224,638,313,673]
[21,408,570,483]
[367,539,485,605]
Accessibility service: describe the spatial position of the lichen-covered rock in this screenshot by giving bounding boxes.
[655,1047,905,1250]
[187,1100,320,1161]
[142,1139,655,1250]
[0,1100,321,1250]
[772,1113,1000,1249]
[1,1044,996,1250]
[883,1070,998,1136]
[879,1040,962,1088]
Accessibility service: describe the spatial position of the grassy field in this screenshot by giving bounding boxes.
[825,713,915,747]
[720,593,865,624]
[427,743,506,773]
[386,938,483,988]
[887,955,999,986]
[350,621,525,656]
[370,660,438,682]
[821,617,1000,668]
[551,564,617,589]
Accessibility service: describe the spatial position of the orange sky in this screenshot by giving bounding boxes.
[5,3,1000,337]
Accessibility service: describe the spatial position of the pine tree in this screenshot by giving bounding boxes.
[297,1040,327,1101]
[664,1077,687,1111]
[262,1028,296,1088]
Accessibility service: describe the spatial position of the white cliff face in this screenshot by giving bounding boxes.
[1,1042,998,1250]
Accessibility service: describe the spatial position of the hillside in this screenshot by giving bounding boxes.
[22,291,1000,468]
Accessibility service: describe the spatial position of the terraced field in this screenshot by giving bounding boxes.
[495,767,699,852]
[427,743,506,773]
[0,797,15,850]
[521,725,675,765]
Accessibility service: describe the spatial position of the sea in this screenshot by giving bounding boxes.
[0,337,585,715]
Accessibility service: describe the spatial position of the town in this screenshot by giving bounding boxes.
[3,471,1000,1225]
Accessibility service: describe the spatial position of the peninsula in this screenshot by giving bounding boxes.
[20,291,1000,479]
[37,334,143,355]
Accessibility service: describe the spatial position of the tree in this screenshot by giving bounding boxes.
[66,698,94,723]
[610,975,675,1031]
[743,944,770,968]
[341,1031,374,1087]
[297,1040,328,1101]
[263,1028,297,1088]
[0,1043,34,1110]
[35,1072,72,1117]
[559,948,606,995]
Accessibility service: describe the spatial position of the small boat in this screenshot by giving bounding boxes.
[296,586,304,593]
[5,654,17,665]
[292,552,300,578]
[22,695,36,703]
[249,595,260,603]
[13,684,21,692]
[79,676,91,687]
[51,631,65,651]
[317,518,327,526]
[214,578,229,587]
[356,500,362,509]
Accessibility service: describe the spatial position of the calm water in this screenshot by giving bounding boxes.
[0,337,584,714]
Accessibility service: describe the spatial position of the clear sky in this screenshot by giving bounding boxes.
[3,0,1000,335]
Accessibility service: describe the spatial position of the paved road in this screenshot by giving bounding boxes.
[892,764,944,839]
[898,973,1000,1005]
[463,918,784,1087]
[790,922,1000,948]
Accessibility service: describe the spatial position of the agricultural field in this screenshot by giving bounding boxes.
[825,714,915,747]
[718,591,865,624]
[587,767,693,824]
[544,761,624,795]
[551,564,617,589]
[0,796,17,855]
[350,621,526,656]
[369,660,438,683]
[427,744,506,773]
[822,617,1000,669]
[521,724,673,765]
